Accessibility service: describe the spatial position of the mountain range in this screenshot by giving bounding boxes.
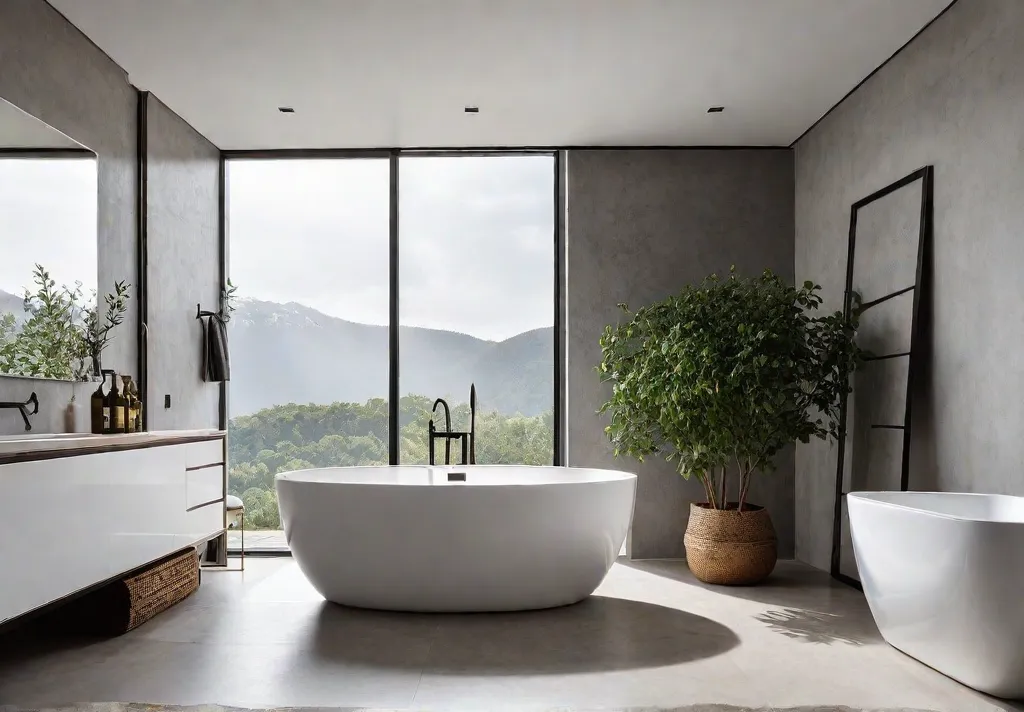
[227,298,552,417]
[1,291,553,416]
[228,299,552,416]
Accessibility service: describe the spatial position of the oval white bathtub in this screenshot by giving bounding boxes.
[276,465,637,612]
[848,491,1024,698]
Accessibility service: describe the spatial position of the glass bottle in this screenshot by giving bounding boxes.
[132,379,143,432]
[115,378,129,434]
[90,371,108,434]
[121,375,135,433]
[105,371,124,434]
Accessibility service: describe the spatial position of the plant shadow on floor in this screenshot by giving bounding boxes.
[301,594,739,674]
[753,607,872,646]
[619,559,882,647]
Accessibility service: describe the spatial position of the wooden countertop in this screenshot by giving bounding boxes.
[0,429,226,465]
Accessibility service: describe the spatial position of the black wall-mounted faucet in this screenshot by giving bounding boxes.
[0,392,39,431]
[428,384,477,466]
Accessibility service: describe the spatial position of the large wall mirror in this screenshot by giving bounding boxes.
[0,96,101,382]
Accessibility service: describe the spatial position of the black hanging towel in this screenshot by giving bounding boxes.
[197,305,231,383]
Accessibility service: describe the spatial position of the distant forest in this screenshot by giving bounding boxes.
[228,394,554,529]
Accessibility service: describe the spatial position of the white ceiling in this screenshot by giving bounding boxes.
[0,97,87,150]
[50,0,948,150]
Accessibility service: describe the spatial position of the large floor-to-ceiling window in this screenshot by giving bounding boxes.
[399,155,555,465]
[225,152,557,552]
[225,157,391,551]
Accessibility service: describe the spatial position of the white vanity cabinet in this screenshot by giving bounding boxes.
[0,433,226,625]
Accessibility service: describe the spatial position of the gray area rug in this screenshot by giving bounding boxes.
[0,704,941,712]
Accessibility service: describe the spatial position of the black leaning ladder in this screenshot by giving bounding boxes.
[829,165,934,590]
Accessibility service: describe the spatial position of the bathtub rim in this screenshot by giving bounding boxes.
[275,463,638,488]
[848,491,1024,524]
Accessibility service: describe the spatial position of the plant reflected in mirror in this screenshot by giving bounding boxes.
[0,263,129,380]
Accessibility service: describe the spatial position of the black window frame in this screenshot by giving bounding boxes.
[219,148,566,466]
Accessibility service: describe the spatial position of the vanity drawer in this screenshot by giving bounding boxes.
[185,501,224,543]
[184,438,224,470]
[186,464,224,510]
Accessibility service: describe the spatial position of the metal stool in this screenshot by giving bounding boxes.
[226,494,245,571]
[204,495,245,572]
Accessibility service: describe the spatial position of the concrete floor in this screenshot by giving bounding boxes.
[0,559,1021,711]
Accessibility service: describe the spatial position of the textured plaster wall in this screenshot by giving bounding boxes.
[794,0,1024,570]
[145,95,221,430]
[0,0,223,436]
[0,0,137,435]
[567,149,795,559]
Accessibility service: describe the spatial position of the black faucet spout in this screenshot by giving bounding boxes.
[427,386,477,466]
[0,391,38,431]
[431,398,452,432]
[429,398,454,465]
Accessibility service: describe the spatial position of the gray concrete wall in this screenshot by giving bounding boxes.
[145,95,221,430]
[567,149,795,559]
[794,0,1024,570]
[0,0,223,436]
[0,0,137,435]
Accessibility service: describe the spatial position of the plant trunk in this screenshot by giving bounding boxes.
[738,460,752,512]
[699,470,718,510]
[719,465,728,510]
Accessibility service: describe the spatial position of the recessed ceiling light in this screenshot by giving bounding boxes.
[464,106,480,114]
[278,106,295,114]
[707,106,725,113]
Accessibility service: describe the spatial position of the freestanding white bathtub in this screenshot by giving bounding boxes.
[276,465,637,612]
[848,491,1024,698]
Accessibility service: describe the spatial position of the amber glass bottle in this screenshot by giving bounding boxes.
[105,372,124,434]
[121,375,135,433]
[90,372,108,434]
[134,382,143,431]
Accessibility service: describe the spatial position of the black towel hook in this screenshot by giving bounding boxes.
[196,303,217,320]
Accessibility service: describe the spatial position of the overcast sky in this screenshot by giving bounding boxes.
[0,158,98,299]
[229,156,554,341]
[1,155,553,343]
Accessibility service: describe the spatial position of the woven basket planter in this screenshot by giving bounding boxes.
[684,502,777,585]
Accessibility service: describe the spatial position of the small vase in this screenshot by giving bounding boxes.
[65,400,80,434]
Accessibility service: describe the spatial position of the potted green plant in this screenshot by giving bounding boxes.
[598,268,861,585]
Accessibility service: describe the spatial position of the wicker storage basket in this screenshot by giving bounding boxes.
[53,547,199,635]
[684,502,777,585]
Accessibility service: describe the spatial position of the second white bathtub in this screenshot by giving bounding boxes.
[848,491,1024,698]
